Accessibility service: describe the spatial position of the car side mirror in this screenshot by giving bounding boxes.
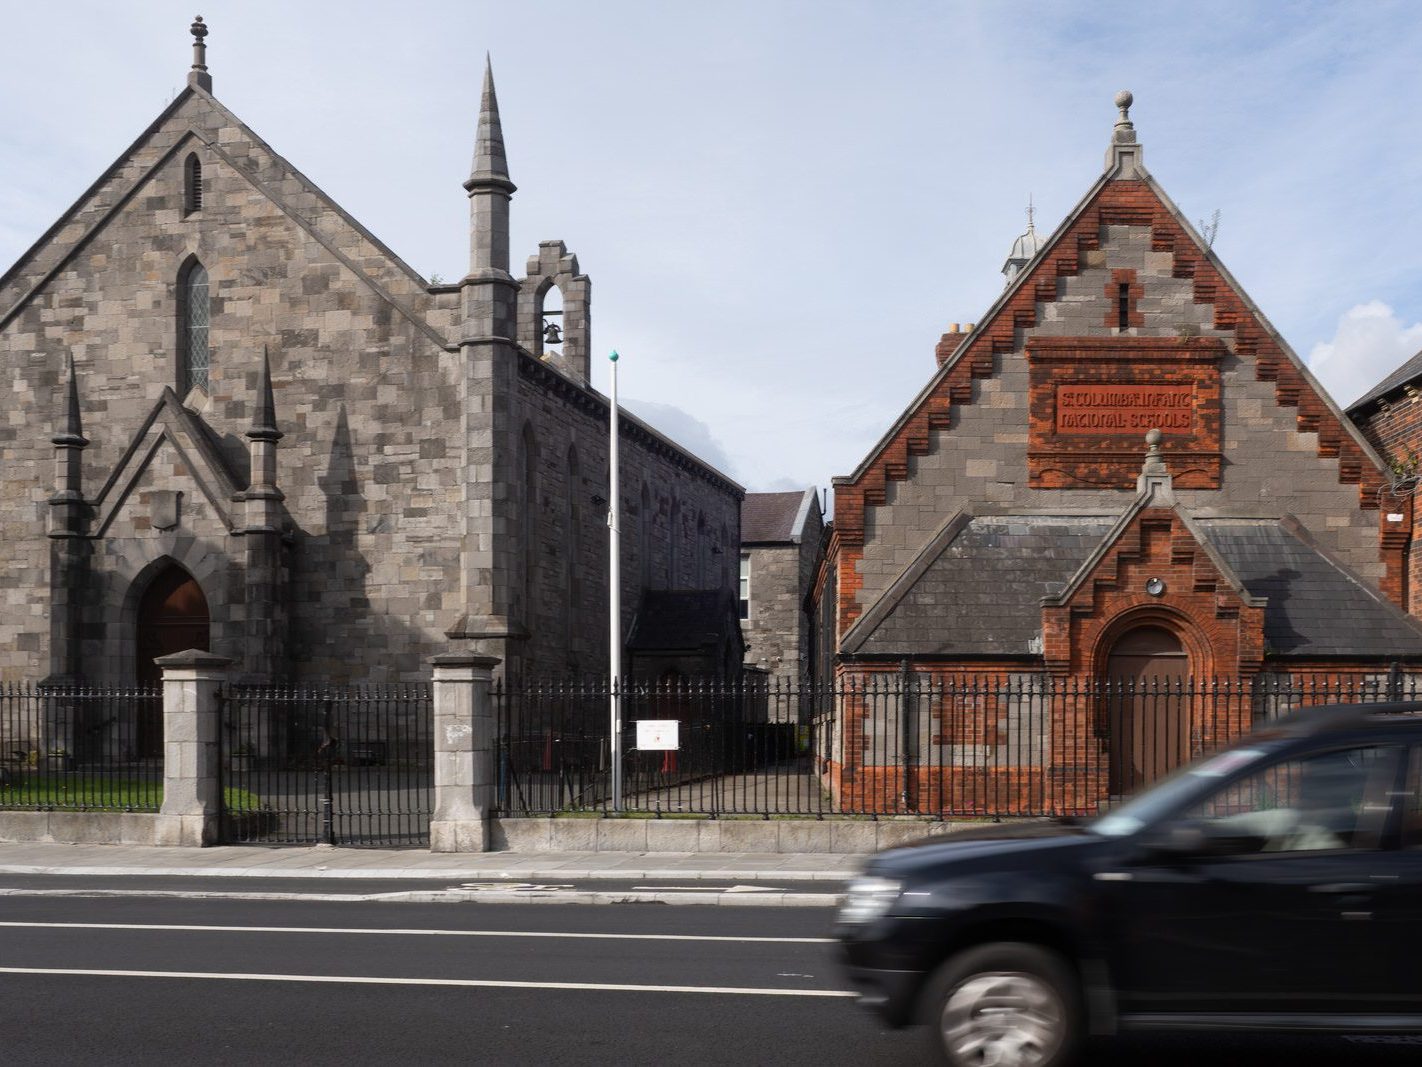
[1145,819,1268,859]
[1144,821,1207,858]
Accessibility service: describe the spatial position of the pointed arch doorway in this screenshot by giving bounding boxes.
[1103,624,1190,795]
[135,566,210,757]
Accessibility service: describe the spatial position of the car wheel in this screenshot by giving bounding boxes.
[919,942,1081,1067]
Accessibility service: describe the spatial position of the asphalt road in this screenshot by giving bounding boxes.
[1,895,1419,1065]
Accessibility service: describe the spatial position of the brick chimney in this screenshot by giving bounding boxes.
[935,322,974,367]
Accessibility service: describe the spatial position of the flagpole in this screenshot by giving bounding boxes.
[608,350,622,812]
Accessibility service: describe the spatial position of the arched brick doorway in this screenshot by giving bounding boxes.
[1103,624,1190,795]
[135,566,210,757]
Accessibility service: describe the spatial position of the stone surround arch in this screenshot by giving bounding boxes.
[1091,605,1212,794]
[1089,604,1215,681]
[103,537,232,686]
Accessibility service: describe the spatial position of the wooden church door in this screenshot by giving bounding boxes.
[1104,625,1190,795]
[135,566,211,758]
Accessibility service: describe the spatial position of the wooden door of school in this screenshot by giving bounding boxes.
[1104,626,1190,795]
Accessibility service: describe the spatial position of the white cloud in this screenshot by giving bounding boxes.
[1307,301,1422,407]
[620,399,737,481]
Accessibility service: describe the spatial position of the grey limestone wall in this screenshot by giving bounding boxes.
[852,224,1383,619]
[743,504,824,713]
[510,356,740,678]
[1,87,741,688]
[0,91,462,684]
[744,544,808,685]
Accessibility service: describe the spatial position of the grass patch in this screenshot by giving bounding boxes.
[0,775,265,813]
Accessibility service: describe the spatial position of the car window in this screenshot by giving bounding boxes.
[1182,745,1400,855]
[1402,747,1422,850]
[1090,746,1277,837]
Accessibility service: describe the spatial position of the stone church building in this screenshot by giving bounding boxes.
[817,92,1422,810]
[0,20,741,693]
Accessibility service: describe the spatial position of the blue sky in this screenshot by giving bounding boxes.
[3,1,1421,493]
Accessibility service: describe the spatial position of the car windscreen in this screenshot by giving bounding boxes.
[1088,744,1279,837]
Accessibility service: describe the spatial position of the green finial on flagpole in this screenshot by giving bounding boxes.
[609,350,619,362]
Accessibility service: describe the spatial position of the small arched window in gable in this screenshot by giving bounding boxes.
[179,260,210,395]
[184,154,203,215]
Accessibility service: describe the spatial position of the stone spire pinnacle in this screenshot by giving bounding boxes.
[188,15,212,93]
[1105,89,1144,177]
[49,351,89,548]
[463,55,516,279]
[246,346,282,443]
[466,55,514,193]
[54,351,87,448]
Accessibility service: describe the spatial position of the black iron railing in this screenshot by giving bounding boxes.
[219,684,433,846]
[0,684,163,811]
[493,673,1420,817]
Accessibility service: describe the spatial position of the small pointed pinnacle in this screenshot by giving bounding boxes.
[54,352,88,447]
[247,346,283,442]
[466,55,513,190]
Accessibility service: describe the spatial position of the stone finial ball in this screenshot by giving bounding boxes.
[1115,90,1133,111]
[1145,428,1162,446]
[191,15,208,39]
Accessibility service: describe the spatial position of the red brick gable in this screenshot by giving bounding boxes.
[831,176,1390,639]
[1039,505,1267,678]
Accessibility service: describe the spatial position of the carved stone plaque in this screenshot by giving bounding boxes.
[1027,337,1224,489]
[152,490,182,531]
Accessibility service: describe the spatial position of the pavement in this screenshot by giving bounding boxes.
[0,842,866,906]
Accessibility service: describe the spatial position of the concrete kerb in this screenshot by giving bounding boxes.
[491,816,992,854]
[0,843,863,882]
[0,842,858,906]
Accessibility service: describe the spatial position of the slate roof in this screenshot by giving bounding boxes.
[850,516,1114,656]
[847,515,1422,661]
[627,589,737,652]
[1348,347,1422,413]
[742,490,814,544]
[1198,522,1422,658]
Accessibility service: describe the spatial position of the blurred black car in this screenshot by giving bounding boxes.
[835,703,1422,1066]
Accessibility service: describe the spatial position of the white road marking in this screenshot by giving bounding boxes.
[0,920,833,944]
[0,966,856,997]
[630,885,780,893]
[454,883,576,892]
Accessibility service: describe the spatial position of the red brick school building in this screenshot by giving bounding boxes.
[815,92,1422,813]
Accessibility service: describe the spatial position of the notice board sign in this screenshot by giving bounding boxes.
[636,720,680,751]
